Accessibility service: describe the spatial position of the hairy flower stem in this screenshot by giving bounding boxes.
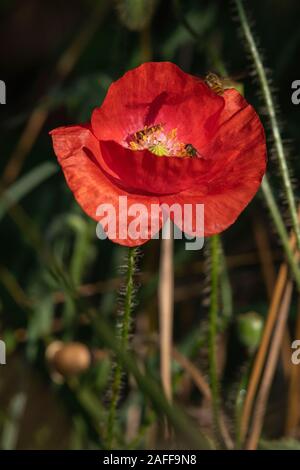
[94,310,213,449]
[261,176,300,290]
[234,0,300,253]
[219,242,233,329]
[208,234,222,442]
[106,246,138,448]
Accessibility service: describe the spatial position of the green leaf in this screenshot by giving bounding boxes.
[26,296,54,359]
[0,162,58,222]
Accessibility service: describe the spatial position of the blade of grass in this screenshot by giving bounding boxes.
[0,162,57,221]
[234,0,300,253]
[0,265,32,308]
[261,177,300,291]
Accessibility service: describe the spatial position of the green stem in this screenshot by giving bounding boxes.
[234,0,300,252]
[94,310,213,449]
[106,246,138,448]
[219,241,233,330]
[235,370,249,449]
[208,234,222,439]
[261,176,300,290]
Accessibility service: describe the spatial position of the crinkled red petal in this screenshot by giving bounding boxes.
[162,89,267,236]
[99,140,211,196]
[91,62,225,151]
[50,125,163,246]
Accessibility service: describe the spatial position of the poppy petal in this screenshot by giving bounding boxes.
[50,125,163,246]
[91,62,225,151]
[99,140,211,196]
[162,89,266,236]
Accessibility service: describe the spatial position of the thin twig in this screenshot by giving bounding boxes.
[281,328,292,380]
[246,280,294,449]
[158,225,174,402]
[240,262,288,443]
[172,347,211,401]
[173,346,234,449]
[252,213,291,378]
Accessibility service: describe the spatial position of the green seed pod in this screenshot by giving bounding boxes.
[115,0,159,31]
[236,311,264,351]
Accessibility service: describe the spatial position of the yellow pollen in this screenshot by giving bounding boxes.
[128,124,198,158]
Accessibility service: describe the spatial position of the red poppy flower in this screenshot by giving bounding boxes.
[50,62,266,247]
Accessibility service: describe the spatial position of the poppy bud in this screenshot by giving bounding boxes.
[46,341,91,377]
[116,0,159,31]
[236,311,264,351]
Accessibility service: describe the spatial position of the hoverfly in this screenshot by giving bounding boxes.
[184,143,199,158]
[134,124,163,144]
[205,72,245,96]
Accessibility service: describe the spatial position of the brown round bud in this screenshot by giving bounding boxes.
[46,341,64,362]
[50,342,91,377]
